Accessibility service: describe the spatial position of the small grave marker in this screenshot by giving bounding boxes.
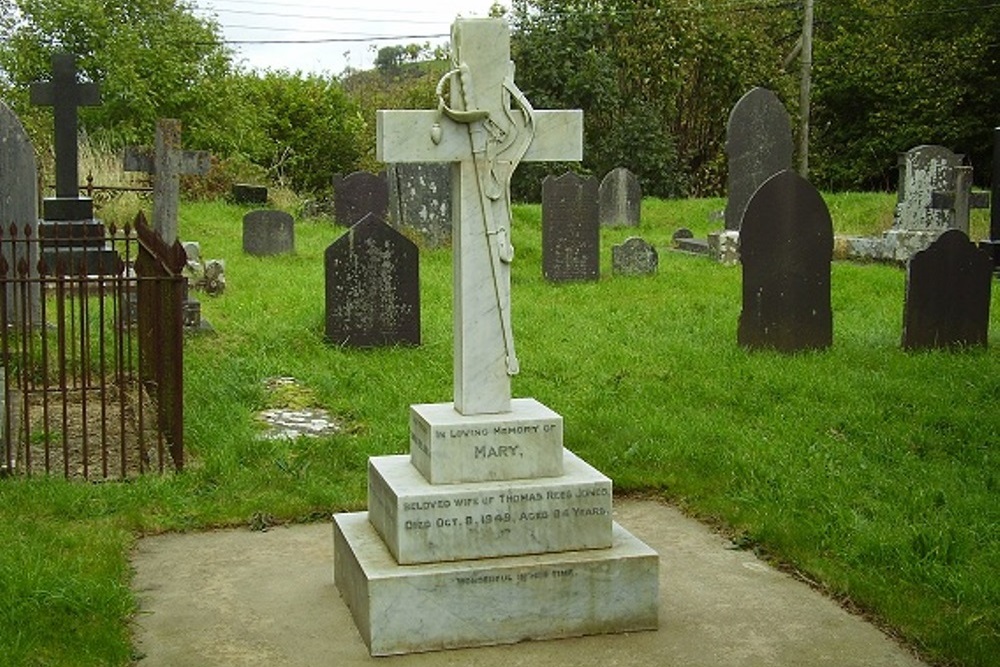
[231,184,267,204]
[612,237,658,276]
[542,172,600,283]
[333,171,389,228]
[599,167,641,227]
[724,87,793,232]
[902,229,992,350]
[738,169,833,352]
[324,214,419,347]
[243,210,294,256]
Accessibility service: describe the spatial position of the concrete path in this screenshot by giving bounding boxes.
[131,499,926,666]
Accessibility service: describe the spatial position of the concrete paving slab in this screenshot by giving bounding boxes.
[131,498,926,666]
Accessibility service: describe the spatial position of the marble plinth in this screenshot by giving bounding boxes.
[334,512,659,656]
[410,398,563,484]
[368,449,612,564]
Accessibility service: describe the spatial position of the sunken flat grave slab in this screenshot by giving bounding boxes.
[334,512,658,656]
[368,448,612,564]
[409,398,563,484]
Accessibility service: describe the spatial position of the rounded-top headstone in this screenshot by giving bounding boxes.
[738,169,833,352]
[599,167,641,227]
[243,210,294,257]
[724,87,794,232]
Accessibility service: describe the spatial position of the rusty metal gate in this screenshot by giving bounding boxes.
[0,212,185,479]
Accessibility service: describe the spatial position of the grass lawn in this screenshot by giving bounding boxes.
[0,192,996,666]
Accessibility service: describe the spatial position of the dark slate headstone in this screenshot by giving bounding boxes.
[334,171,389,228]
[242,210,294,256]
[0,100,40,323]
[724,87,794,231]
[387,163,452,248]
[902,229,992,350]
[542,172,599,282]
[738,170,833,352]
[231,183,268,205]
[612,237,658,276]
[324,214,420,347]
[599,167,641,227]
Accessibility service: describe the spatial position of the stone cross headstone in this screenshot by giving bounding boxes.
[387,163,452,248]
[29,53,100,209]
[30,53,118,275]
[612,236,658,276]
[724,87,794,232]
[377,19,583,415]
[0,100,41,323]
[738,169,833,352]
[243,209,294,256]
[598,166,641,227]
[333,171,389,229]
[542,172,600,283]
[336,20,657,657]
[929,165,989,235]
[902,229,992,350]
[324,214,419,347]
[124,118,211,246]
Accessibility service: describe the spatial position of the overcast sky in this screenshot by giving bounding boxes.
[195,1,503,75]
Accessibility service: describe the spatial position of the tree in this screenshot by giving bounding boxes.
[808,0,1000,190]
[0,0,236,151]
[508,0,796,199]
[239,71,367,193]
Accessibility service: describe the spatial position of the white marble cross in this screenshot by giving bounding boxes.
[377,18,582,416]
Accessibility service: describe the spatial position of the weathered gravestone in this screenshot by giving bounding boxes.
[599,166,641,227]
[883,145,964,261]
[0,99,40,324]
[612,236,658,276]
[333,171,388,228]
[724,87,794,232]
[902,229,992,350]
[542,172,600,282]
[929,165,989,236]
[30,53,117,274]
[242,209,294,257]
[387,162,452,248]
[334,18,657,657]
[738,169,833,352]
[323,214,419,347]
[124,118,210,246]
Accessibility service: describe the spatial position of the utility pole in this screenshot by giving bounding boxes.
[799,0,815,178]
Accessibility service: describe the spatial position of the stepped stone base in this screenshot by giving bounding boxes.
[333,512,659,656]
[368,449,612,564]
